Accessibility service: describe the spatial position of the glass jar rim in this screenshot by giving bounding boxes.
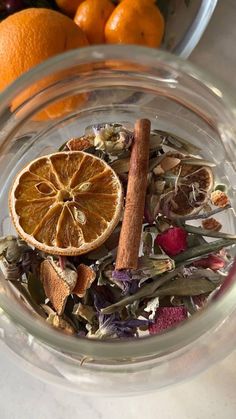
[1,44,236,360]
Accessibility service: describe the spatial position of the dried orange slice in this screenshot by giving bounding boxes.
[157,153,214,218]
[9,152,123,255]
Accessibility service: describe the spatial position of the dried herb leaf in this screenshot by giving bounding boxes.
[111,158,130,174]
[73,303,96,324]
[46,314,75,335]
[27,272,46,304]
[0,257,22,281]
[0,235,30,264]
[178,204,231,221]
[154,130,201,154]
[101,268,182,314]
[142,232,153,256]
[9,281,47,318]
[182,158,216,167]
[184,225,236,240]
[149,156,164,172]
[152,277,217,298]
[174,239,236,264]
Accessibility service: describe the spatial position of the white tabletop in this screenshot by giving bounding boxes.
[1,1,236,418]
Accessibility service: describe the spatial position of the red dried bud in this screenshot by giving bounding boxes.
[193,254,225,271]
[155,227,187,256]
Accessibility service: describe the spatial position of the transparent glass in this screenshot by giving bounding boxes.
[0,45,236,395]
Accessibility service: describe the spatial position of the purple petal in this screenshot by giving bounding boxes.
[114,319,150,328]
[112,269,132,282]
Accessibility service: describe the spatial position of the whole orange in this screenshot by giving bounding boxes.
[0,8,89,119]
[55,0,84,17]
[74,0,115,44]
[105,0,165,48]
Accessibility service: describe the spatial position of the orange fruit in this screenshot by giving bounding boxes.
[74,0,115,44]
[55,0,84,16]
[117,0,155,2]
[0,8,89,120]
[105,0,165,48]
[9,152,123,256]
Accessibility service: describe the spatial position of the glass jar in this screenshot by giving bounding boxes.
[0,45,236,395]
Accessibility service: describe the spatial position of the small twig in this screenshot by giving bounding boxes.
[184,224,236,240]
[177,205,231,221]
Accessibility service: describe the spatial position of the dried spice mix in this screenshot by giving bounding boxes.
[2,119,235,339]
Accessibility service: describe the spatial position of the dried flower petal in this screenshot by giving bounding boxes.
[202,217,222,231]
[149,307,188,334]
[91,124,133,156]
[211,190,230,208]
[193,254,225,271]
[112,269,132,282]
[47,313,75,335]
[73,264,96,298]
[40,260,77,315]
[155,227,188,256]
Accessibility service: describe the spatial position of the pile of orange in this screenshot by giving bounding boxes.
[0,8,89,119]
[0,1,164,119]
[73,0,164,47]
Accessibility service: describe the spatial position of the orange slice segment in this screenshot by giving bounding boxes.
[157,153,214,218]
[9,151,123,255]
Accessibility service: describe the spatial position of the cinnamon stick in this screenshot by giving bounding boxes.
[115,118,151,270]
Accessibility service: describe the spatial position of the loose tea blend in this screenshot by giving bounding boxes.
[2,119,235,339]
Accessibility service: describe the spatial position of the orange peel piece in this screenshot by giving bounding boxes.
[73,264,96,298]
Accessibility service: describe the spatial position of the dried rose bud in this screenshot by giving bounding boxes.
[193,254,225,271]
[149,307,188,334]
[211,190,230,208]
[66,137,92,151]
[202,217,222,231]
[73,264,96,298]
[155,227,188,256]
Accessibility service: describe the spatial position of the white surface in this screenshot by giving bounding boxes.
[1,1,236,418]
[0,346,236,419]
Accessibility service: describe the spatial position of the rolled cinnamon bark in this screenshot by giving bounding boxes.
[115,118,150,270]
